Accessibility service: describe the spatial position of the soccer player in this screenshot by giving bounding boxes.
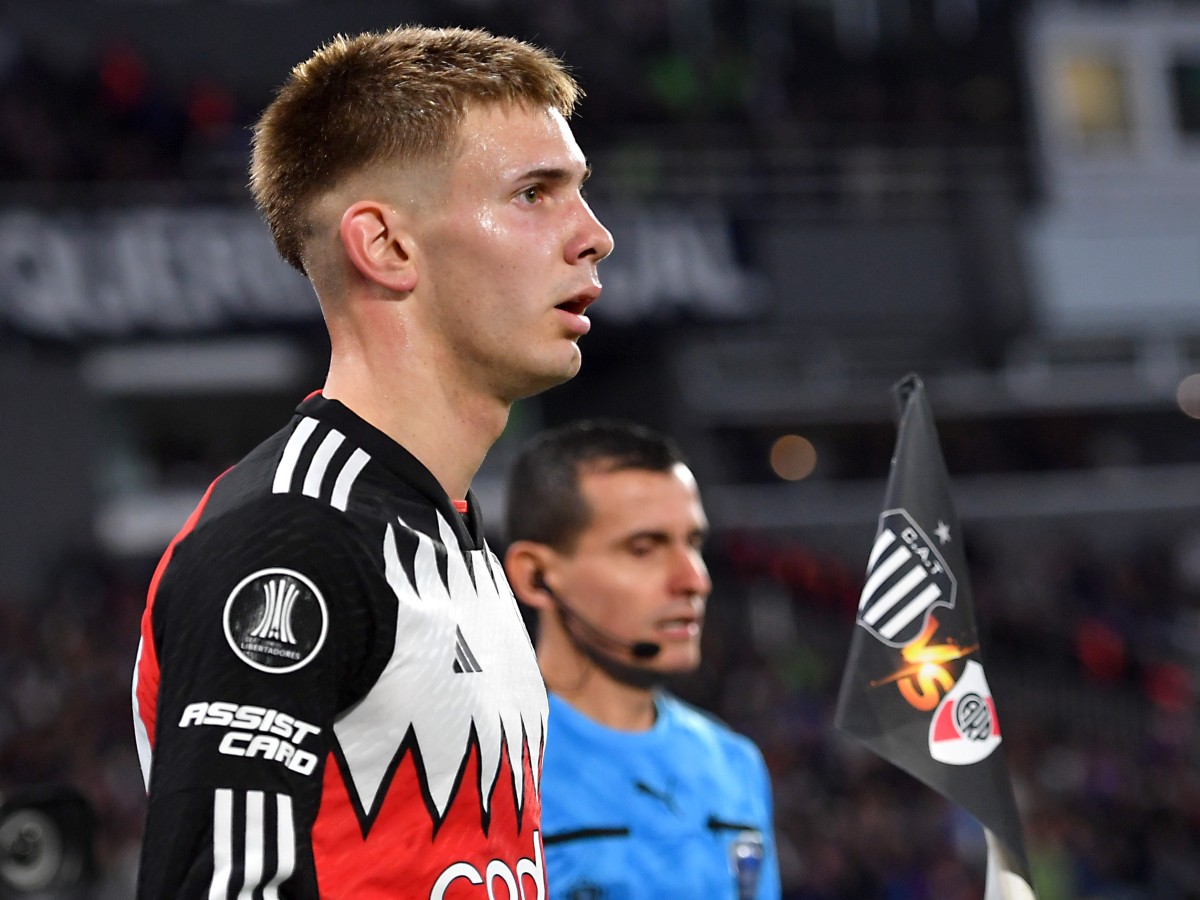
[131,27,613,899]
[503,420,781,899]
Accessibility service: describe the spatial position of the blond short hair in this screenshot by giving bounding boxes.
[250,26,580,274]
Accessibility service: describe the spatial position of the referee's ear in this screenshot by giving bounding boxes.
[504,541,557,612]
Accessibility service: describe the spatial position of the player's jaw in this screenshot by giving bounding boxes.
[489,291,594,401]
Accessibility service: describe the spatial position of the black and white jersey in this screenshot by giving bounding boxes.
[132,393,549,899]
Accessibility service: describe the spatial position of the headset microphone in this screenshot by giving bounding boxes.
[627,639,663,660]
[534,574,661,661]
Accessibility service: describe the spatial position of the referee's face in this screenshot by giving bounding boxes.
[553,463,711,675]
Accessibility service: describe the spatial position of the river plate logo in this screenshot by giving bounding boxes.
[928,660,1002,765]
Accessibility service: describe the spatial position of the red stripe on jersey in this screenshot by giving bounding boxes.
[135,472,227,750]
[452,499,469,514]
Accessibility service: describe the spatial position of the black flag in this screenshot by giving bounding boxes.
[835,374,1036,899]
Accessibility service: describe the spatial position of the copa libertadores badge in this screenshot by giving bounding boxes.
[223,568,328,673]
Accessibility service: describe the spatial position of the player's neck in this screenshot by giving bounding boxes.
[324,346,509,500]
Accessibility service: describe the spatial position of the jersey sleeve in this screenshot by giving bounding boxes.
[137,497,391,899]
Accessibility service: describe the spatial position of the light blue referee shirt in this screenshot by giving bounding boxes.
[540,691,781,900]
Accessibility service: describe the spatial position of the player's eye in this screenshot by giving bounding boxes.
[517,186,541,204]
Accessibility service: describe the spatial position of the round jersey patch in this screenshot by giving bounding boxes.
[223,568,328,674]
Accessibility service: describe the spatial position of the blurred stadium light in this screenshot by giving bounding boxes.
[0,787,96,899]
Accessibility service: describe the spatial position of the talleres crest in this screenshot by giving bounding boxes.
[857,509,956,648]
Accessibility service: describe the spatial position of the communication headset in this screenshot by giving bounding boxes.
[532,572,661,661]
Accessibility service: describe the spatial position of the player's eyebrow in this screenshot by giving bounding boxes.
[516,162,592,186]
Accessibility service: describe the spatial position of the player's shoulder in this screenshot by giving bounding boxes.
[220,394,476,547]
[185,398,405,540]
[195,487,368,557]
[148,458,393,668]
[161,416,386,589]
[210,412,378,517]
[159,392,470,574]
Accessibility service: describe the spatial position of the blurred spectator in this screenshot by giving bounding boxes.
[0,1,1024,185]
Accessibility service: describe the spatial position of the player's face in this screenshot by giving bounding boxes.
[554,464,711,674]
[414,102,613,402]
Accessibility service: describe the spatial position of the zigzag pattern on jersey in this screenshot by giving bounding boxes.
[312,719,543,896]
[331,508,546,834]
[271,416,371,511]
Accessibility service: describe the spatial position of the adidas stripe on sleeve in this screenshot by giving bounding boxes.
[208,790,296,900]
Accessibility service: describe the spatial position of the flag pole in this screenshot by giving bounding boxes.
[984,829,1036,900]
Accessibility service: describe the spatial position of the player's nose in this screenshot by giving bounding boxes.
[567,196,614,264]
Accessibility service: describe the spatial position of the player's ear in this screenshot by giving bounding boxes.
[339,201,417,293]
[504,542,559,611]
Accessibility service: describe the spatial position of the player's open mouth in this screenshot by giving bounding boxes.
[554,290,598,336]
[556,295,595,315]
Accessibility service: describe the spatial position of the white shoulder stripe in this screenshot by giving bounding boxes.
[331,447,371,511]
[274,418,370,509]
[273,417,320,494]
[302,429,346,498]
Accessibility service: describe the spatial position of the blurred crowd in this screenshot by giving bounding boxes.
[0,553,148,897]
[0,36,246,184]
[3,525,1199,898]
[0,0,1023,185]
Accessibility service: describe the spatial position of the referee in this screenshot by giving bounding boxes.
[504,420,781,899]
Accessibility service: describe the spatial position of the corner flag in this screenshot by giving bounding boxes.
[834,374,1036,899]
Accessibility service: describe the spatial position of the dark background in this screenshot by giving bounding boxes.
[3,1,1200,896]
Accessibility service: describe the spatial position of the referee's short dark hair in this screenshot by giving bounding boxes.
[505,419,688,552]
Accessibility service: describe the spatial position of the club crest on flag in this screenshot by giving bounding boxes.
[928,660,1002,765]
[857,509,956,648]
[836,375,1036,898]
